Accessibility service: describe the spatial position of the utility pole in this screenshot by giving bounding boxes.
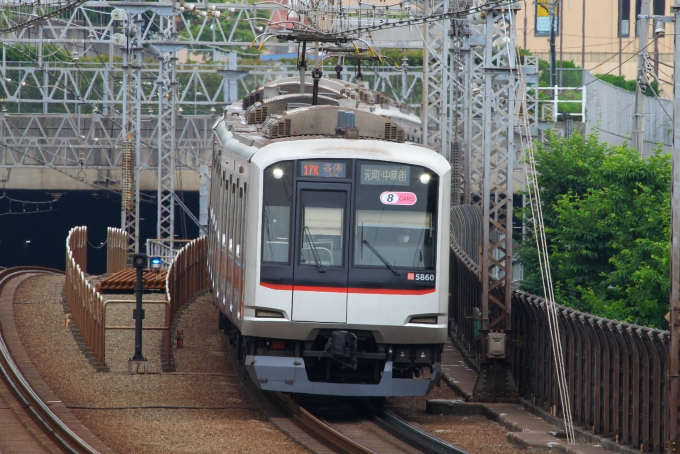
[632,0,651,153]
[129,253,148,374]
[668,2,680,451]
[549,0,557,87]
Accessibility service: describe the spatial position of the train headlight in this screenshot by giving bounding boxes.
[419,173,431,184]
[256,309,284,318]
[272,168,284,179]
[410,316,437,324]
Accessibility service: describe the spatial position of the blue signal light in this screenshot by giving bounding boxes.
[150,257,163,269]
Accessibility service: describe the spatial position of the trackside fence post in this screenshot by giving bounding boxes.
[66,230,208,371]
[107,228,129,274]
[65,227,106,367]
[165,237,208,366]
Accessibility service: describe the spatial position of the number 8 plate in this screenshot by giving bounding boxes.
[380,191,418,206]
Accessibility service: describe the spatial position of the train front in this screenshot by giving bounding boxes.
[243,141,450,397]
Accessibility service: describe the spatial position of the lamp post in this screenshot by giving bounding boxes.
[129,253,148,374]
[549,0,558,88]
[128,255,163,374]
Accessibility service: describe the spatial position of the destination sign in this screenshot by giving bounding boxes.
[360,164,410,186]
[300,161,346,178]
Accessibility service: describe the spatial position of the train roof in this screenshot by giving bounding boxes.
[213,76,426,162]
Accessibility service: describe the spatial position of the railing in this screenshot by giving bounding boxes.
[511,290,667,453]
[449,224,669,453]
[67,228,209,371]
[106,227,128,274]
[146,239,193,269]
[65,227,106,367]
[165,236,208,323]
[538,85,586,122]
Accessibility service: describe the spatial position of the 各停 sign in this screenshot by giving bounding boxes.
[300,161,346,178]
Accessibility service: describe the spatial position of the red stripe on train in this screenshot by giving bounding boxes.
[259,282,435,295]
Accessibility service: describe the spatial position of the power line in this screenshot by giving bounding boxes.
[0,0,88,33]
[552,38,659,100]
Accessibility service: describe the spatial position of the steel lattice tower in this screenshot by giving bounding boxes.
[449,2,523,401]
[151,13,185,247]
[422,0,450,158]
[120,10,144,254]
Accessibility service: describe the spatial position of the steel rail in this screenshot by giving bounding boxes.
[270,392,376,454]
[0,267,100,454]
[287,394,470,454]
[375,408,471,454]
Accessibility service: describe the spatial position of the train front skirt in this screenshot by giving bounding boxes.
[245,356,440,396]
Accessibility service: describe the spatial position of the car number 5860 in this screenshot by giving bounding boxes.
[415,273,434,281]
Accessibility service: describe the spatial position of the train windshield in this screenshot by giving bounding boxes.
[261,159,438,271]
[354,161,437,270]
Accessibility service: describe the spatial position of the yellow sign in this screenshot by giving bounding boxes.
[535,0,557,37]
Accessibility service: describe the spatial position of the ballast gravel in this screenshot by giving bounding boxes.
[12,274,525,454]
[387,388,526,454]
[13,274,307,454]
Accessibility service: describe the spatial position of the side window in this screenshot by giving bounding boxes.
[262,161,294,264]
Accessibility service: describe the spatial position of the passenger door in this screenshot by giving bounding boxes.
[292,182,350,323]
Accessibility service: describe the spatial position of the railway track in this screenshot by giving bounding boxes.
[230,344,469,454]
[274,393,471,454]
[0,267,100,454]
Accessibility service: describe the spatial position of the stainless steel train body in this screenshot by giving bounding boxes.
[207,77,450,396]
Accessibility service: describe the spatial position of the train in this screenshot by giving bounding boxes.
[207,74,451,396]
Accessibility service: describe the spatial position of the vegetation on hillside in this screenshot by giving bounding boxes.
[518,130,671,329]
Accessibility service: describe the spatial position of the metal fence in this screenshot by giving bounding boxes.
[582,70,672,146]
[512,290,667,453]
[106,227,128,274]
[450,205,523,287]
[145,239,193,269]
[449,230,670,453]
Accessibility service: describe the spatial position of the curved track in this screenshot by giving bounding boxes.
[288,395,470,454]
[230,334,470,453]
[0,267,100,454]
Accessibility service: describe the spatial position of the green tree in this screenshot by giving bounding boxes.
[596,73,660,96]
[518,130,671,328]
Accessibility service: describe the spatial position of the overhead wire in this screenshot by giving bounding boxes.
[504,10,576,444]
[0,0,88,33]
[553,38,658,100]
[0,191,59,216]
